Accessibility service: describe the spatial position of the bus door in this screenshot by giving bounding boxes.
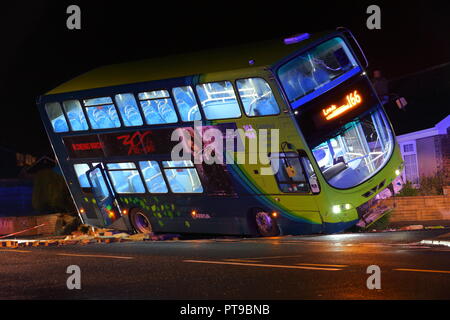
[86,165,120,226]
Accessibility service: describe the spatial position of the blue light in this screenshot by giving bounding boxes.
[284,33,310,45]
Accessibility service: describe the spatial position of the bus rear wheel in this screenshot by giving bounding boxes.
[255,210,279,237]
[130,209,153,234]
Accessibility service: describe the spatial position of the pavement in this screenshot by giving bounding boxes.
[0,228,449,300]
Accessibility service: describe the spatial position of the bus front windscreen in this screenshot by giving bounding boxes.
[294,74,395,189]
[278,37,359,106]
[310,105,394,189]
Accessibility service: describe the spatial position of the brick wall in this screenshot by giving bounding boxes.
[0,214,60,237]
[384,195,450,222]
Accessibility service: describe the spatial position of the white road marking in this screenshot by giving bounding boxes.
[184,260,342,271]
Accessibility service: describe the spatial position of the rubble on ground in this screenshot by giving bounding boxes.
[0,225,180,248]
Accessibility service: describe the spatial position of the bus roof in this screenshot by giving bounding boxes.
[45,32,329,96]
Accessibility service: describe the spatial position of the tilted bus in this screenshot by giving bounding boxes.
[37,28,403,236]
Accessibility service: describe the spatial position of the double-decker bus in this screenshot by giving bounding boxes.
[37,28,403,236]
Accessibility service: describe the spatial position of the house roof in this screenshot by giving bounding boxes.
[397,115,450,142]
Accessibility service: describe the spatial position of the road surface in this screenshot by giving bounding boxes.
[1,229,449,300]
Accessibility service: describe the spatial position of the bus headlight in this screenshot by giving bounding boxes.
[395,169,401,176]
[332,204,353,214]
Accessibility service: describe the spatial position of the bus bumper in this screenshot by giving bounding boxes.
[355,185,395,229]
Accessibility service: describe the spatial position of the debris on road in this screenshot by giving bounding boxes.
[400,225,424,231]
[0,226,180,248]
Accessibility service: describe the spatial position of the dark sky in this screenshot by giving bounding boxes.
[1,1,449,157]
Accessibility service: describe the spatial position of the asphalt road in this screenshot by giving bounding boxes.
[1,229,449,300]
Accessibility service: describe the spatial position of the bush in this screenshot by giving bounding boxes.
[397,171,445,197]
[365,209,393,231]
[55,214,81,235]
[32,169,76,214]
[397,181,418,197]
[417,173,444,196]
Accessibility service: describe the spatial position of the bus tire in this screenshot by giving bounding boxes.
[253,209,279,237]
[129,209,153,234]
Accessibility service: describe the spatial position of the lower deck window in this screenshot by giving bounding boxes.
[74,163,91,188]
[270,153,309,193]
[139,161,168,193]
[162,161,203,193]
[106,162,145,194]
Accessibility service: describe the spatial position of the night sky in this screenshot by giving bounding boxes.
[1,1,449,157]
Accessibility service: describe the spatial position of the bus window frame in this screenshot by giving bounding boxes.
[162,160,205,195]
[195,80,244,121]
[113,93,146,128]
[137,88,181,126]
[45,101,70,133]
[234,77,281,118]
[105,162,147,195]
[138,160,171,195]
[270,152,312,194]
[171,85,204,122]
[62,99,90,132]
[273,34,364,110]
[81,96,125,130]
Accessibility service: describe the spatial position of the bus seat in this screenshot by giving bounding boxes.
[67,111,82,131]
[158,100,177,123]
[92,108,113,128]
[128,173,144,193]
[107,107,120,126]
[313,67,330,85]
[299,76,315,94]
[166,172,186,193]
[53,118,68,132]
[142,101,164,124]
[254,98,278,116]
[146,173,167,193]
[124,104,141,126]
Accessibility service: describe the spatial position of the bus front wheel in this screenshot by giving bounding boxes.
[254,210,279,237]
[130,209,153,234]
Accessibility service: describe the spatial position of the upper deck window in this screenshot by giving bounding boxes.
[278,37,359,107]
[138,90,178,125]
[45,102,69,133]
[115,93,144,127]
[196,81,242,120]
[172,86,202,122]
[63,100,89,131]
[236,78,280,116]
[84,97,121,129]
